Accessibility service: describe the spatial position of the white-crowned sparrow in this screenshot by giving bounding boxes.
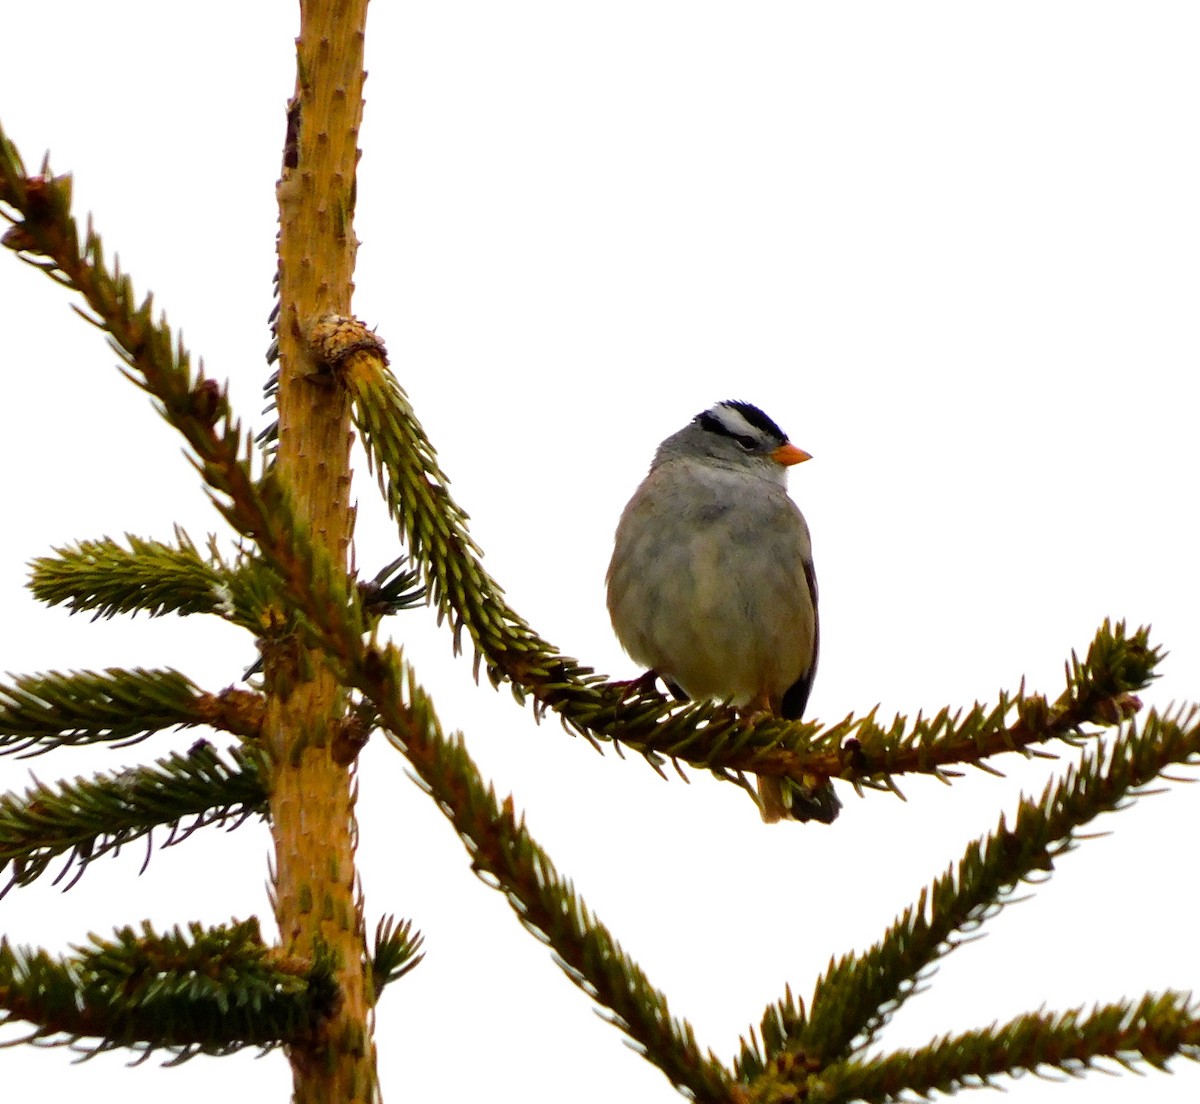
[606,400,839,824]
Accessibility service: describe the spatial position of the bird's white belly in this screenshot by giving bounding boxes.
[617,525,813,706]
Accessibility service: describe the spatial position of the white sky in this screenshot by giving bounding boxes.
[1,3,1198,1102]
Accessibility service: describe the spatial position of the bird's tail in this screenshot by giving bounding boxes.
[757,774,841,824]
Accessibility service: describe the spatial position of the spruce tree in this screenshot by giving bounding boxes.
[1,5,1197,1103]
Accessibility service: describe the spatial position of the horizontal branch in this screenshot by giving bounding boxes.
[0,667,262,756]
[0,919,336,1059]
[593,619,1156,796]
[0,741,267,894]
[29,532,268,628]
[29,534,423,629]
[805,992,1200,1103]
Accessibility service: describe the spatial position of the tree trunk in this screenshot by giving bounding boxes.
[267,1,373,1099]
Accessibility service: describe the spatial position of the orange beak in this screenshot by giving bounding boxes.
[771,442,812,467]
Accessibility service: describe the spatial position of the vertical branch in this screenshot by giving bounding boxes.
[268,2,372,1101]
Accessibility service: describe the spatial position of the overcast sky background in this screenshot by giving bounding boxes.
[1,3,1198,1102]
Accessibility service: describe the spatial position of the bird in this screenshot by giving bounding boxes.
[606,400,839,823]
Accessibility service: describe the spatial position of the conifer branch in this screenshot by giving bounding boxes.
[375,653,738,1104]
[29,535,422,629]
[29,533,269,629]
[191,687,266,742]
[0,148,249,514]
[0,919,337,1059]
[0,741,266,894]
[0,668,263,756]
[314,344,1169,822]
[0,131,373,689]
[800,993,1200,1103]
[595,618,1156,795]
[0,139,297,613]
[784,619,1156,785]
[330,322,598,688]
[740,704,1200,1082]
[321,326,1161,797]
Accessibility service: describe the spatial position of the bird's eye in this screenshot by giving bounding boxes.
[734,435,758,451]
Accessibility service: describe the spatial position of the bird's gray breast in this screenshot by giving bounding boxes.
[607,460,815,705]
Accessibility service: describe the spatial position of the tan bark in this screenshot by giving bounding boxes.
[266,1,373,1100]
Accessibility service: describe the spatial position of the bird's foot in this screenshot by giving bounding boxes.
[609,669,667,702]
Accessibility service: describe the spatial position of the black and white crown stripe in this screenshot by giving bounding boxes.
[695,401,789,450]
